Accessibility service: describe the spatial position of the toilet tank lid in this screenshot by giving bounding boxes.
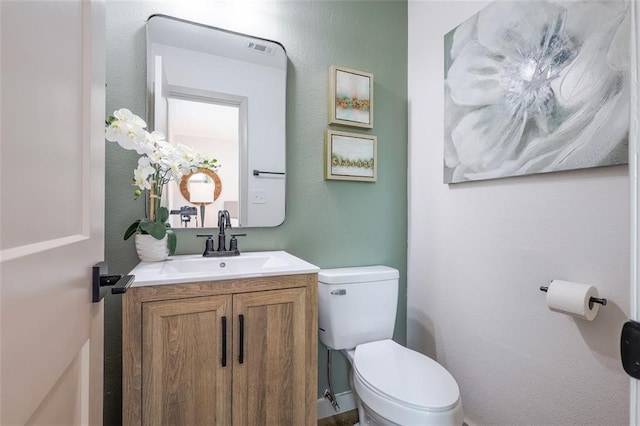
[318,265,398,284]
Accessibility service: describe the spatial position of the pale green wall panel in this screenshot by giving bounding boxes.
[105,1,407,423]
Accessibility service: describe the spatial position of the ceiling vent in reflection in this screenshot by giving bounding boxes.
[246,41,274,55]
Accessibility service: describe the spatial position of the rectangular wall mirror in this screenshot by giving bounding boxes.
[146,14,287,228]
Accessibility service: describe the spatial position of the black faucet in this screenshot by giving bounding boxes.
[197,210,245,257]
[217,210,232,252]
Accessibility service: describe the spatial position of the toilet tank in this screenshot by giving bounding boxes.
[318,265,399,350]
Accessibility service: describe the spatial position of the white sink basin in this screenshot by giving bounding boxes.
[129,251,319,287]
[163,254,289,274]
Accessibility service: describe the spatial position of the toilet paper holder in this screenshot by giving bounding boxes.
[539,285,607,306]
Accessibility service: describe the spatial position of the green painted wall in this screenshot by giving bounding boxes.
[104,1,407,423]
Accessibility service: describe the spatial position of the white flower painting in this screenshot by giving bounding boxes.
[444,1,630,183]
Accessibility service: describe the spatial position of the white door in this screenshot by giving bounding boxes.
[0,1,105,424]
[632,1,640,424]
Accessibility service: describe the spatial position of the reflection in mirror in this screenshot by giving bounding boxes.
[166,99,237,228]
[147,14,287,228]
[175,168,224,228]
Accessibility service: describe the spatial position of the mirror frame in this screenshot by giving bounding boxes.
[146,14,288,228]
[179,168,222,205]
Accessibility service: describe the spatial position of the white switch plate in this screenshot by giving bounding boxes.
[251,189,267,204]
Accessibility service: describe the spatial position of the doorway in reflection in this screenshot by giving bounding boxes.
[165,98,240,228]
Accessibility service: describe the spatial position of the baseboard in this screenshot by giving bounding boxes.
[317,390,357,420]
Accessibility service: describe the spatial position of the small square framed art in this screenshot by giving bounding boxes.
[324,130,377,182]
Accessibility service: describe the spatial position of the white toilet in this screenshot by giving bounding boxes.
[318,266,464,426]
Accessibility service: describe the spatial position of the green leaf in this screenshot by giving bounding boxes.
[156,206,169,224]
[139,220,167,239]
[123,220,141,240]
[166,229,177,255]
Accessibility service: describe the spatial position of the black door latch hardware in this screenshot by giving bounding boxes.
[621,320,640,379]
[91,261,135,303]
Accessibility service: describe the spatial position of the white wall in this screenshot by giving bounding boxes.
[408,2,630,424]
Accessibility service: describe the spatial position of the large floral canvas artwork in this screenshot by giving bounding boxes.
[444,1,630,183]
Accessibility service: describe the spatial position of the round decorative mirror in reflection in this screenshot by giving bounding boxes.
[180,168,222,204]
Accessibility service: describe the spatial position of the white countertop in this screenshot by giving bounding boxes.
[128,250,319,287]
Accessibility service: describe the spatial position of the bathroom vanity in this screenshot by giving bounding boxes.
[122,252,319,425]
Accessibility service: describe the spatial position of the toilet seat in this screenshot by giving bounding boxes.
[353,340,460,412]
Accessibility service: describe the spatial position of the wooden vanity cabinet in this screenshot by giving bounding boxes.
[123,273,317,426]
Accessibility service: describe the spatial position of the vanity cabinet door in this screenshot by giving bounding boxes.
[142,295,232,426]
[232,287,307,425]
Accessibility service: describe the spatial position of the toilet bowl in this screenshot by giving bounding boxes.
[345,340,463,425]
[317,266,463,425]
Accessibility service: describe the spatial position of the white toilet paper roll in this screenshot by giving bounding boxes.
[546,280,600,321]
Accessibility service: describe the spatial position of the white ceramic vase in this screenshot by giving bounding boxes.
[134,234,169,262]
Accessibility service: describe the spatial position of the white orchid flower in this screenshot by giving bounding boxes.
[152,141,174,163]
[175,144,195,163]
[113,108,147,128]
[106,123,145,153]
[146,130,166,145]
[106,108,220,211]
[105,110,148,154]
[165,158,186,181]
[133,157,156,190]
[174,144,203,174]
